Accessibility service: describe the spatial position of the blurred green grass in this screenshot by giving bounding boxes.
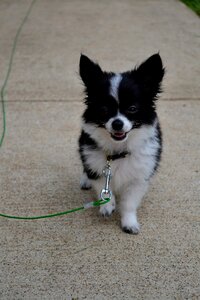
[180,0,200,16]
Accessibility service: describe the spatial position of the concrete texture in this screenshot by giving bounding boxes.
[0,0,200,101]
[0,1,200,299]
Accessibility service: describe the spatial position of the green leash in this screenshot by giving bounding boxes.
[0,199,110,220]
[0,0,110,220]
[0,0,37,147]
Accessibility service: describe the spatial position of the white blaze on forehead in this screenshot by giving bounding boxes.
[109,74,122,102]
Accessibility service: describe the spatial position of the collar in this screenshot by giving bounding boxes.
[107,151,130,162]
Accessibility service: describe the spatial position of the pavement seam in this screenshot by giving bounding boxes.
[3,98,200,102]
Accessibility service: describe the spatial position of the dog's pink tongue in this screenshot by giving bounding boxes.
[114,132,125,137]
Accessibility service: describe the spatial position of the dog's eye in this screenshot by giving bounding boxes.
[100,106,108,115]
[126,105,137,114]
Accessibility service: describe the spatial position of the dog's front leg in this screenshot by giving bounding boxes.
[92,179,116,217]
[120,181,149,234]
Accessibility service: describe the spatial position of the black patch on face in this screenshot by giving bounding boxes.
[118,74,157,127]
[83,91,118,127]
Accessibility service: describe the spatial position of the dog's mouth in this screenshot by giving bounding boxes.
[110,131,127,141]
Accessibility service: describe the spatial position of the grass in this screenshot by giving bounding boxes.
[180,0,200,16]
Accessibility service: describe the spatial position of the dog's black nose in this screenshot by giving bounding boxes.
[112,119,124,131]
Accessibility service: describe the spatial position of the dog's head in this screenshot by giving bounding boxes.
[79,54,165,142]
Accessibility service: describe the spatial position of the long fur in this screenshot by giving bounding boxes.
[78,54,165,234]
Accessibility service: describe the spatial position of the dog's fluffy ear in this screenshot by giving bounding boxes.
[135,53,165,95]
[79,54,103,86]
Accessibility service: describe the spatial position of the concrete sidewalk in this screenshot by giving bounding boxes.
[0,0,200,299]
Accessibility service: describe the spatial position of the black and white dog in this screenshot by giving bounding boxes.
[78,54,165,234]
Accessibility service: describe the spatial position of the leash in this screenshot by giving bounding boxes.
[0,0,37,147]
[0,199,110,220]
[0,0,111,220]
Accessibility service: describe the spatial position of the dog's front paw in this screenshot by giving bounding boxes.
[80,173,92,190]
[100,199,115,217]
[121,213,140,234]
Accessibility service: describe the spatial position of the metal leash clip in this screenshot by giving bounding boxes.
[100,159,112,201]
